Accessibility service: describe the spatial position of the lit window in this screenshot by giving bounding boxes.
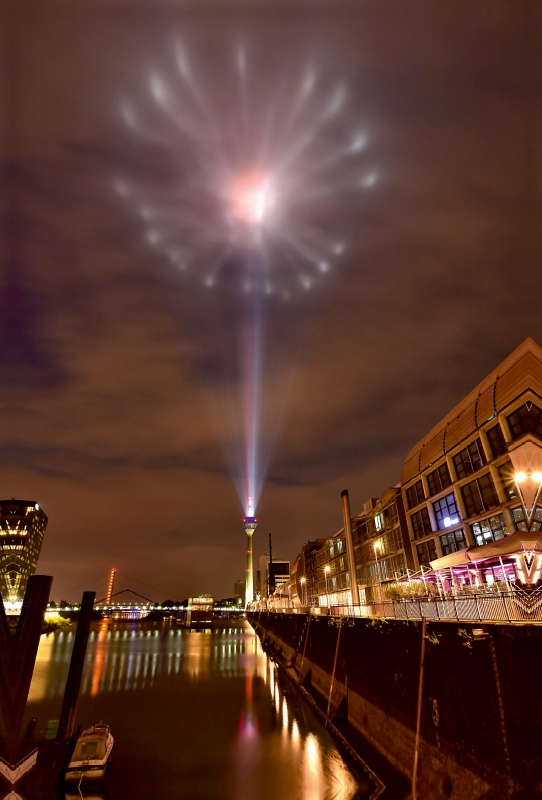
[511,505,542,532]
[432,493,460,530]
[471,514,507,546]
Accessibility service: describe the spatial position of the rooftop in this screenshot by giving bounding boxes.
[401,337,542,484]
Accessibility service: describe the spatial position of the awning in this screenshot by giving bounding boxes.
[469,531,542,561]
[429,549,473,570]
[429,531,542,572]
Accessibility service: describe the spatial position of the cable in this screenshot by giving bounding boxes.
[115,572,180,599]
[57,574,107,601]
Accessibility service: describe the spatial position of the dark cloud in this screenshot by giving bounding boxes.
[1,0,541,600]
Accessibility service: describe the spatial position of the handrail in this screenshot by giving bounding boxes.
[263,590,542,623]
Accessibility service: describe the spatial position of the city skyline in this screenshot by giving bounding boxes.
[2,2,540,601]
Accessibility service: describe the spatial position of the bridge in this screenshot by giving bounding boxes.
[53,569,245,620]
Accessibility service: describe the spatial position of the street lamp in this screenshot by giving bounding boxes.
[373,540,383,602]
[300,576,306,607]
[324,565,331,608]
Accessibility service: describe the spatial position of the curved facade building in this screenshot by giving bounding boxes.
[401,337,542,570]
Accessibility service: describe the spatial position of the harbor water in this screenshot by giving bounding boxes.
[27,619,371,799]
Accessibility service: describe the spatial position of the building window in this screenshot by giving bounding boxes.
[452,438,487,480]
[440,528,467,556]
[416,539,437,567]
[382,502,398,529]
[511,506,542,532]
[507,402,542,441]
[406,480,425,510]
[461,474,499,518]
[498,461,518,501]
[471,514,507,546]
[410,507,433,539]
[511,506,527,531]
[426,463,452,497]
[486,423,507,459]
[432,493,460,530]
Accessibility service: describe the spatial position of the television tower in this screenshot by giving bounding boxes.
[243,497,257,606]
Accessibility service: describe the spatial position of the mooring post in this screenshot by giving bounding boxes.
[0,575,52,763]
[56,591,95,742]
[412,614,427,800]
[326,617,343,724]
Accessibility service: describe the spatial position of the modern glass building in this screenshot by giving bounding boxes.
[401,337,542,570]
[0,498,48,610]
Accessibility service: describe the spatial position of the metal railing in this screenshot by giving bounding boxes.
[329,590,542,623]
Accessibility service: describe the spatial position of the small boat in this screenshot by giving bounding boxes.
[65,723,114,783]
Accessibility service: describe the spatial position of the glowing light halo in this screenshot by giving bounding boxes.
[229,171,273,226]
[116,40,375,300]
[116,40,377,518]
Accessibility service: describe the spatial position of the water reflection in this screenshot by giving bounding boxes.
[27,621,368,800]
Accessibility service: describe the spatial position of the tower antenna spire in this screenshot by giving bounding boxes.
[243,500,257,607]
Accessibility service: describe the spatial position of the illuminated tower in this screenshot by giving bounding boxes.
[243,497,257,606]
[0,499,48,611]
[106,567,117,605]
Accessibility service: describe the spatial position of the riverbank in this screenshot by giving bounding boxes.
[249,611,542,799]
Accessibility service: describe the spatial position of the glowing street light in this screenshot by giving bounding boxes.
[299,576,306,607]
[324,565,331,608]
[373,540,383,602]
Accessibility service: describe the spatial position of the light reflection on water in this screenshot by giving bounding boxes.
[27,620,368,800]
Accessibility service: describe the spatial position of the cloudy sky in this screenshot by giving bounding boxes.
[2,0,541,601]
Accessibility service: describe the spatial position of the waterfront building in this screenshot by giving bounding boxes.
[314,531,350,607]
[257,553,290,597]
[314,488,414,606]
[289,540,326,607]
[269,561,290,594]
[284,339,542,607]
[234,580,246,605]
[351,487,414,603]
[0,498,48,611]
[401,337,542,572]
[178,595,214,627]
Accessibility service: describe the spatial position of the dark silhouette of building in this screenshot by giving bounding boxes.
[0,499,47,611]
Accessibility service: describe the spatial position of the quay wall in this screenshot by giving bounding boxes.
[249,611,542,799]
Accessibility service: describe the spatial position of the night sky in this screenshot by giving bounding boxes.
[2,1,541,602]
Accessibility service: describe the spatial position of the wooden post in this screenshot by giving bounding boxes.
[56,591,95,742]
[412,615,427,800]
[0,575,52,763]
[326,617,343,723]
